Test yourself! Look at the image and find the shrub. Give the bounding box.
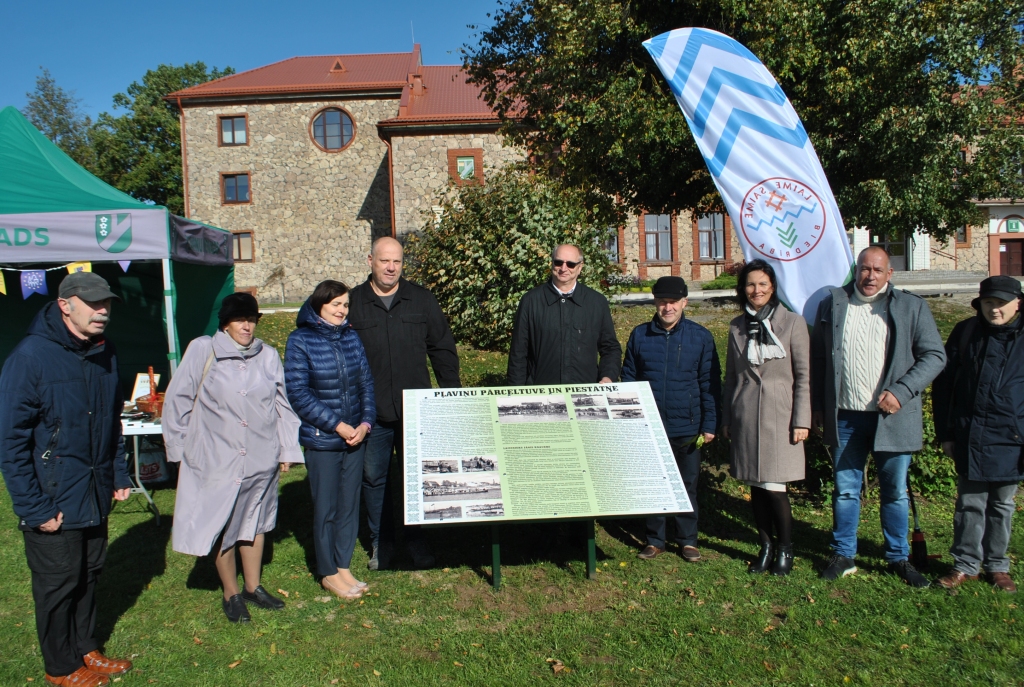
[404,166,618,351]
[701,273,738,291]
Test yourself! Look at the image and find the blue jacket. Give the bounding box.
[284,300,376,451]
[0,302,132,529]
[621,314,721,438]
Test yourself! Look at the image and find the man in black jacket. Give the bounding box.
[932,276,1024,593]
[0,272,134,687]
[507,244,621,385]
[350,237,461,569]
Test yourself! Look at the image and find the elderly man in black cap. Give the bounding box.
[0,272,133,686]
[621,276,721,561]
[932,275,1024,593]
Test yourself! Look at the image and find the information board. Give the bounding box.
[403,381,692,525]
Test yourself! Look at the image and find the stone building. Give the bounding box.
[170,46,1007,300]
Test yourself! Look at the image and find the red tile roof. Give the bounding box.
[378,66,498,127]
[167,51,417,99]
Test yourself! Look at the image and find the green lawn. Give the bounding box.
[2,298,1022,686]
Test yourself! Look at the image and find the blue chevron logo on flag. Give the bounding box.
[643,28,854,320]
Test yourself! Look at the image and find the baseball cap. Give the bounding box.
[978,275,1023,302]
[58,272,121,302]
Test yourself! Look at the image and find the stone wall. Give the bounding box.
[958,208,991,274]
[390,132,523,238]
[183,99,399,300]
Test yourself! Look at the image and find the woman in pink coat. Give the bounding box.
[163,293,302,623]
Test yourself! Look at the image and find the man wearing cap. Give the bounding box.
[507,244,621,386]
[811,246,946,587]
[932,275,1024,593]
[621,276,721,561]
[0,272,133,686]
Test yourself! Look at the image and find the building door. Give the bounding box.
[1000,240,1024,276]
[871,235,907,270]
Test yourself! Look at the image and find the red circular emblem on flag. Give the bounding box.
[740,178,827,262]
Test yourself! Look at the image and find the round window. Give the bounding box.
[311,108,354,151]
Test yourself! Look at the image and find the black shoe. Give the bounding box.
[222,594,251,623]
[242,585,285,610]
[748,542,775,573]
[771,545,794,576]
[889,559,931,588]
[820,554,857,580]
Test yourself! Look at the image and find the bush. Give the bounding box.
[404,166,618,351]
[701,273,738,291]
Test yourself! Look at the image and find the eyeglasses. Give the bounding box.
[552,259,582,268]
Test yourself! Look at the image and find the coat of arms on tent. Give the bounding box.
[96,213,133,254]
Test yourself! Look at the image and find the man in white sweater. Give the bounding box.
[811,247,946,587]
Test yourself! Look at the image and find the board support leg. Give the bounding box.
[586,518,597,580]
[491,524,501,590]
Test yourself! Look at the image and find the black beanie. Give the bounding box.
[218,292,261,328]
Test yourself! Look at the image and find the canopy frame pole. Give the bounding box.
[162,258,179,375]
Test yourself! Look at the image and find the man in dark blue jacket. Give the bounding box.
[0,272,134,687]
[621,276,720,561]
[932,275,1024,593]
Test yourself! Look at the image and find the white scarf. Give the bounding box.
[745,304,786,366]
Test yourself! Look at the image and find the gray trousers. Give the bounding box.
[950,476,1019,576]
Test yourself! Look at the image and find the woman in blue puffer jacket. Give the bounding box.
[285,280,375,599]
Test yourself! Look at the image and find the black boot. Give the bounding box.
[772,545,794,576]
[749,541,775,573]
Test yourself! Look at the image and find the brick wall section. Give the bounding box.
[390,132,523,238]
[183,99,398,300]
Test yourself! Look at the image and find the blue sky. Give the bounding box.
[1,0,501,119]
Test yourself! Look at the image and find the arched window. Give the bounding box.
[310,108,354,151]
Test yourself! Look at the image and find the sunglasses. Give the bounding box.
[552,259,583,268]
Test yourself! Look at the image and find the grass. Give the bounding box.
[2,298,1022,686]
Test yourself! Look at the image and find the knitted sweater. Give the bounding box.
[838,285,889,411]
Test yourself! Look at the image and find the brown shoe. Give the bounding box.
[937,570,978,589]
[988,572,1018,593]
[637,545,664,560]
[45,666,109,686]
[82,651,132,676]
[681,546,702,562]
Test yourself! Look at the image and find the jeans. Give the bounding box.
[950,476,1019,575]
[831,410,912,562]
[306,445,366,575]
[23,523,107,677]
[361,419,422,549]
[646,437,701,549]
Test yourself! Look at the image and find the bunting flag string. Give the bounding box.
[0,261,128,298]
[67,262,92,273]
[20,270,48,299]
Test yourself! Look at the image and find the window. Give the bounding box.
[219,116,247,146]
[603,227,619,263]
[311,108,354,151]
[222,173,250,204]
[232,232,253,262]
[698,213,725,260]
[955,225,968,245]
[456,156,476,180]
[644,214,672,261]
[447,148,484,185]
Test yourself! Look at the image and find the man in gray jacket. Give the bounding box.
[811,246,946,587]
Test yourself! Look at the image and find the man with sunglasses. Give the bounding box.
[507,244,621,386]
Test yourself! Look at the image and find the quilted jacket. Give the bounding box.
[284,300,376,451]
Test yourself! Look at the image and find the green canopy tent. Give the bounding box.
[0,105,234,390]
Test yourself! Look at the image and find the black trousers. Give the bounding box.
[646,437,701,549]
[22,523,108,677]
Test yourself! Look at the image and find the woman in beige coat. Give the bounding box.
[722,260,810,576]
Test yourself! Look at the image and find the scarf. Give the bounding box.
[744,301,786,366]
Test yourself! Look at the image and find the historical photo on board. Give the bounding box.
[465,503,505,518]
[571,393,605,407]
[461,456,496,472]
[422,477,504,502]
[610,407,645,420]
[422,459,459,474]
[424,504,463,521]
[496,395,569,423]
[574,406,610,420]
[607,392,641,406]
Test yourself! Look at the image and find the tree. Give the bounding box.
[91,62,233,215]
[465,0,1024,240]
[404,165,617,351]
[22,68,96,170]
